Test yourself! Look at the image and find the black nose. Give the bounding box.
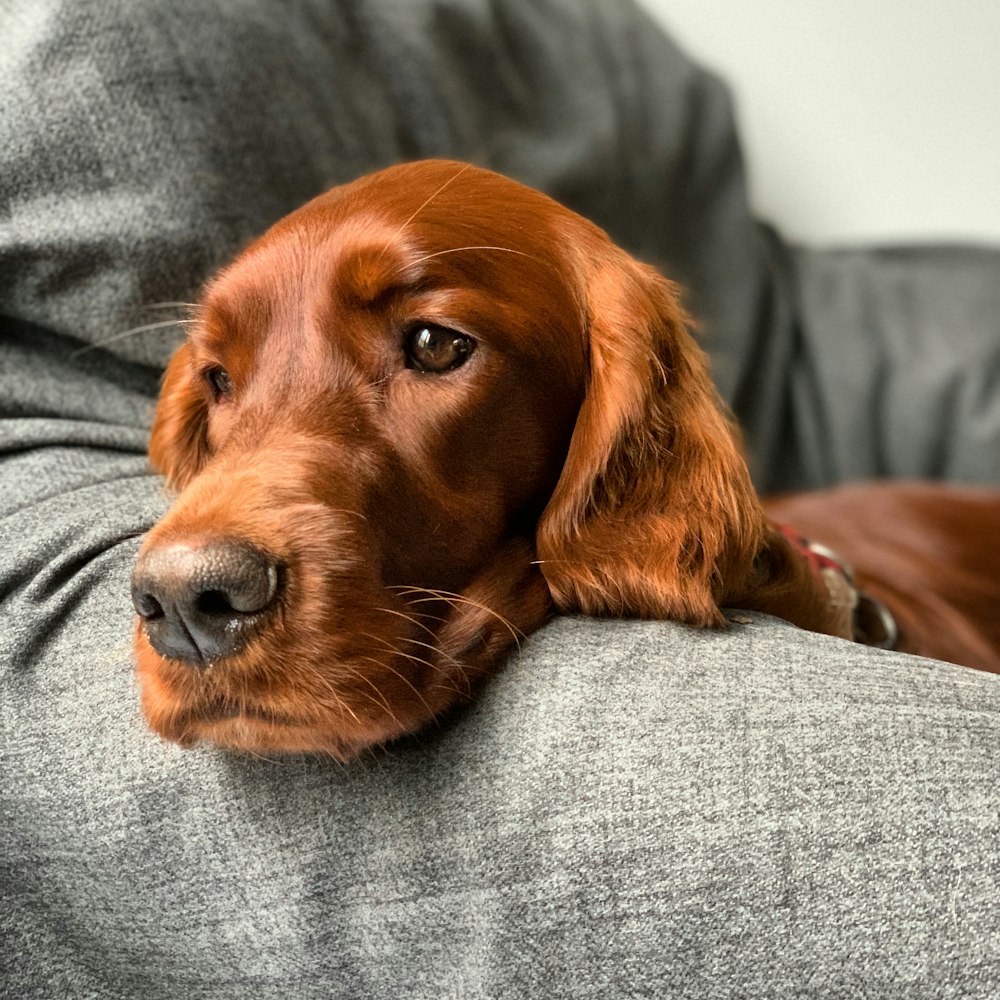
[131,539,281,665]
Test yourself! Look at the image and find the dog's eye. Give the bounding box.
[204,366,233,400]
[404,324,475,373]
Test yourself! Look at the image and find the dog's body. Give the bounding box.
[132,160,1000,758]
[764,483,1000,671]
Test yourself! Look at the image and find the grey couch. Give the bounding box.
[2,2,998,996]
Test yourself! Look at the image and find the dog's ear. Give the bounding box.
[536,245,765,626]
[148,342,210,489]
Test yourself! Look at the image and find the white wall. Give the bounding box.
[639,0,1000,245]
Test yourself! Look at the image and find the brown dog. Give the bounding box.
[132,160,999,759]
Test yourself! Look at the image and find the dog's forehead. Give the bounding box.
[206,212,410,308]
[265,160,588,281]
[195,162,592,374]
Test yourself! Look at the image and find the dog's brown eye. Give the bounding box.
[205,366,232,400]
[405,324,475,373]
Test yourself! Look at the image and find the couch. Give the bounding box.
[2,2,998,995]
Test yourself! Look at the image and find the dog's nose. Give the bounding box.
[131,539,281,665]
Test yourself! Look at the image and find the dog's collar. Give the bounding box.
[778,524,898,650]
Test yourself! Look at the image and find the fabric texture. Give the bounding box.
[777,245,1000,488]
[2,1,999,996]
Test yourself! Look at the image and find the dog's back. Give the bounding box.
[764,483,1000,672]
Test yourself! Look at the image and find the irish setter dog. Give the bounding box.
[132,159,1000,759]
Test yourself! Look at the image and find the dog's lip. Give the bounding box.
[179,698,304,728]
[222,705,300,726]
[174,707,364,759]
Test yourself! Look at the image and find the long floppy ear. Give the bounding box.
[536,246,765,626]
[148,342,210,489]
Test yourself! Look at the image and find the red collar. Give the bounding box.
[777,523,898,650]
[778,523,853,581]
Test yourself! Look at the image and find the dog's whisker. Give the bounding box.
[358,631,453,681]
[391,587,524,649]
[374,606,441,641]
[393,245,534,277]
[72,318,195,358]
[357,650,437,719]
[396,633,464,667]
[375,642,455,683]
[389,635,470,693]
[348,659,412,729]
[142,301,200,311]
[391,584,521,626]
[323,678,364,727]
[341,684,399,728]
[303,672,367,729]
[378,643,466,696]
[375,161,473,264]
[327,507,369,523]
[378,603,443,621]
[242,745,282,765]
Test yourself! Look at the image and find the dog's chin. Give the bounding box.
[137,675,441,761]
[133,629,470,761]
[171,714,381,761]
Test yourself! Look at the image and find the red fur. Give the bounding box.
[764,484,1000,672]
[135,160,999,760]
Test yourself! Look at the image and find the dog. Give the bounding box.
[131,159,1000,759]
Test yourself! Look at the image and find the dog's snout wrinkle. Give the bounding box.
[132,539,281,665]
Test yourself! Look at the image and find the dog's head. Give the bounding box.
[133,159,774,759]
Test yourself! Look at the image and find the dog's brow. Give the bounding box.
[335,244,426,308]
[193,274,282,347]
[187,305,245,359]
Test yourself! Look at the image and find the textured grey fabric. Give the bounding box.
[1,0,753,376]
[3,1,1000,996]
[772,245,1000,490]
